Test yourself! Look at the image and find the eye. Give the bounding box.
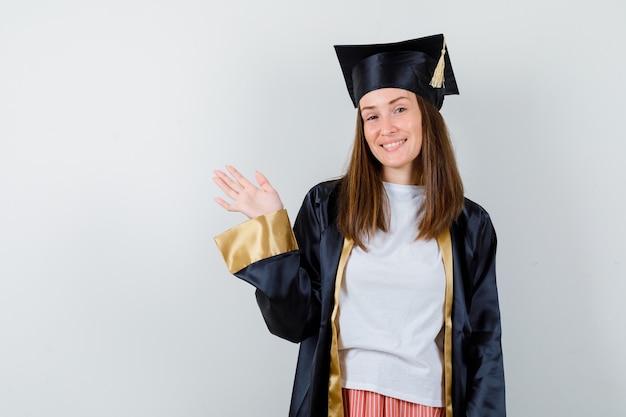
[394,107,407,114]
[364,114,378,121]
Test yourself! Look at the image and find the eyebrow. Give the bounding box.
[360,96,411,112]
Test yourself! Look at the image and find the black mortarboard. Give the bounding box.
[334,34,458,109]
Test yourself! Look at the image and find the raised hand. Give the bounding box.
[213,165,284,219]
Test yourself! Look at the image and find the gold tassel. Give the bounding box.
[429,35,446,88]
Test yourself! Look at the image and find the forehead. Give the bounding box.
[358,88,416,108]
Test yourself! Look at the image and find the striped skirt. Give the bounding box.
[342,389,444,417]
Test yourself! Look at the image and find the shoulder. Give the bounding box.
[461,197,492,222]
[300,178,343,210]
[454,197,497,240]
[305,178,342,202]
[295,178,342,229]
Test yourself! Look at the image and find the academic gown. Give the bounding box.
[215,179,505,417]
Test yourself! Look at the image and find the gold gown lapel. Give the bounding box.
[437,230,454,417]
[328,238,353,417]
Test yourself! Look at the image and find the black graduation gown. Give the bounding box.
[215,179,505,417]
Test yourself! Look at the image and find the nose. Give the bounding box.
[380,115,397,136]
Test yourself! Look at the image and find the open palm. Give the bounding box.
[213,165,284,219]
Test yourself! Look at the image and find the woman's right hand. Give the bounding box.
[213,165,284,219]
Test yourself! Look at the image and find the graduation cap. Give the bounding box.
[334,34,458,109]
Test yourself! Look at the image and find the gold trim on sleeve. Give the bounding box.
[437,230,454,417]
[328,238,353,417]
[214,209,298,274]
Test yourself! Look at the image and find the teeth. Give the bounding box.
[382,139,405,149]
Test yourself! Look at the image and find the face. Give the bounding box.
[359,88,423,185]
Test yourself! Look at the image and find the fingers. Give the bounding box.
[226,165,254,189]
[212,174,240,201]
[213,165,259,215]
[214,197,234,211]
[214,168,244,194]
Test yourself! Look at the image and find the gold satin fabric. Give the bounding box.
[214,209,298,274]
[327,239,353,417]
[328,233,454,417]
[437,230,454,417]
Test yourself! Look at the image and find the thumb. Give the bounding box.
[255,171,274,192]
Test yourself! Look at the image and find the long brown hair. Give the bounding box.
[338,94,464,249]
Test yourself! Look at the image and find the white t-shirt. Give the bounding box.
[338,182,445,407]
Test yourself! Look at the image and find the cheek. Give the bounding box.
[413,122,423,139]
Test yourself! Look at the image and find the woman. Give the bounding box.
[213,34,505,417]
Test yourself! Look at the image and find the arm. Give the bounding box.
[213,167,322,342]
[466,212,506,416]
[250,190,323,342]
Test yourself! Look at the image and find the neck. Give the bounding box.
[382,167,421,185]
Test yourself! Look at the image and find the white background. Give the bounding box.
[1,0,625,416]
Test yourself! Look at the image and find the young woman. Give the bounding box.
[213,34,505,417]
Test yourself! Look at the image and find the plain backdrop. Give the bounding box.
[1,0,625,416]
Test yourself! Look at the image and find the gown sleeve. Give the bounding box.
[214,189,323,343]
[466,210,506,416]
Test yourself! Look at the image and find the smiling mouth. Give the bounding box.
[382,139,407,149]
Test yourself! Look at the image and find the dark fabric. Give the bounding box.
[233,180,505,417]
[352,52,445,109]
[334,34,459,109]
